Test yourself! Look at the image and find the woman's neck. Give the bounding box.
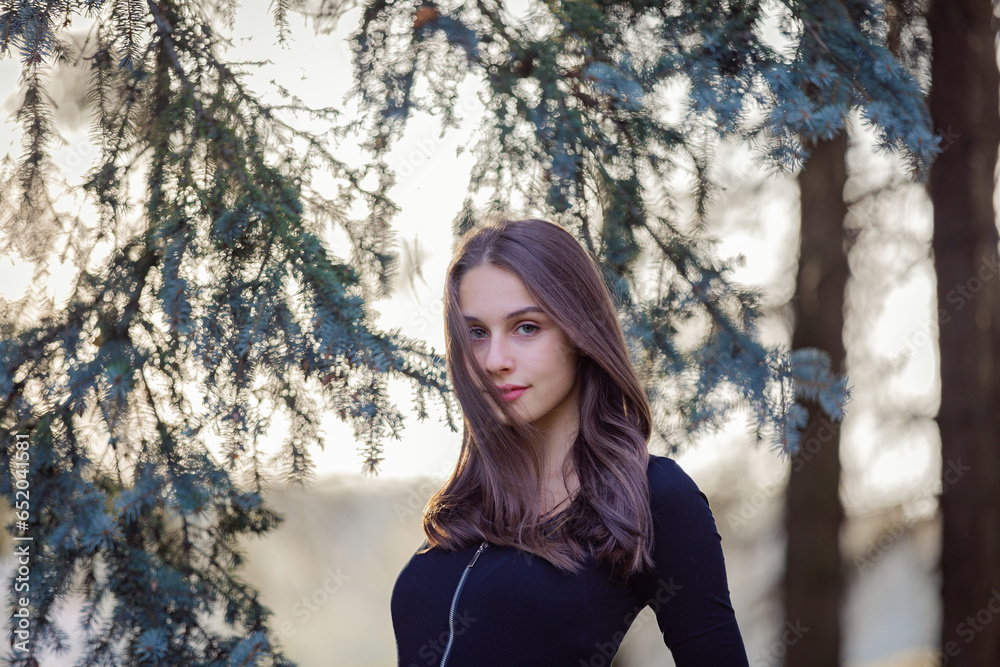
[530,370,583,515]
[539,464,580,517]
[535,419,581,516]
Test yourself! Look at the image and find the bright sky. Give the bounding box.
[0,4,942,515]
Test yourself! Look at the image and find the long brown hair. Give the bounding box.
[422,218,655,577]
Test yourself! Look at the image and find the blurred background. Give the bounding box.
[0,1,996,665]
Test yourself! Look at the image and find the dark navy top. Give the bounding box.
[390,455,749,666]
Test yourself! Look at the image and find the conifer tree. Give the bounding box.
[784,133,848,667]
[350,0,935,449]
[0,2,455,663]
[0,0,934,663]
[927,1,1000,663]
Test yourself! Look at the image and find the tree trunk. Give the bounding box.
[928,1,1000,664]
[783,134,848,667]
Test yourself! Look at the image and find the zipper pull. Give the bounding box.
[468,541,488,568]
[440,540,490,667]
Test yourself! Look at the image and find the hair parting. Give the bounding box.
[421,218,656,578]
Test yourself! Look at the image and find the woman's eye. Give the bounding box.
[468,324,537,339]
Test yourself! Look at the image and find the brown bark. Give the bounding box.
[928,1,1000,664]
[783,134,848,667]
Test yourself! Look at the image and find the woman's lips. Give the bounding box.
[499,387,527,401]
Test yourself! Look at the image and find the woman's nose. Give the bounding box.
[484,335,512,373]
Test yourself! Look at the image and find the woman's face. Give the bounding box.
[457,263,581,430]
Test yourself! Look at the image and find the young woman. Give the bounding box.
[390,218,749,666]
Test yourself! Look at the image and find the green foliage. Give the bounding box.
[0,1,455,663]
[0,0,932,663]
[351,0,914,451]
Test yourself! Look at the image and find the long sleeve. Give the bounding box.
[631,455,749,666]
[391,455,749,666]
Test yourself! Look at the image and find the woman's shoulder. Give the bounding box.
[644,453,711,517]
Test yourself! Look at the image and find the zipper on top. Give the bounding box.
[439,540,488,667]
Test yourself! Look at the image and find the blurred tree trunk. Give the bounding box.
[928,1,1000,664]
[783,134,848,667]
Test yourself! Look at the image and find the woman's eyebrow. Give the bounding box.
[463,306,545,323]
